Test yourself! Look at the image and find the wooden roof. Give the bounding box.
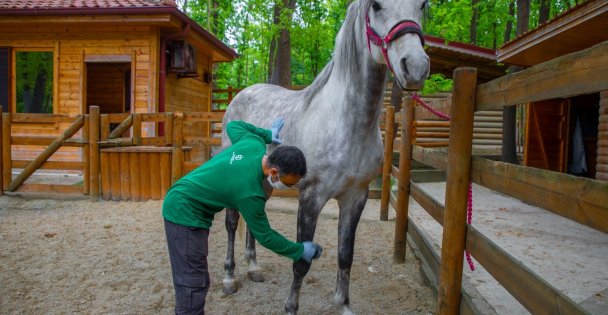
[424,35,507,83]
[497,0,608,67]
[0,0,238,62]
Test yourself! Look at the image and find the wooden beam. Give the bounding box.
[439,67,477,315]
[108,114,133,139]
[471,157,608,233]
[89,106,100,201]
[380,106,395,221]
[477,41,608,111]
[412,145,448,171]
[2,113,11,189]
[393,95,415,263]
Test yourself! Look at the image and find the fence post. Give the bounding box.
[2,112,11,189]
[380,106,395,221]
[171,112,184,185]
[90,106,100,201]
[0,107,3,196]
[83,115,90,195]
[393,95,415,263]
[438,67,477,315]
[165,112,174,146]
[132,113,142,145]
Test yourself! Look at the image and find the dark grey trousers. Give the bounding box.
[164,219,210,315]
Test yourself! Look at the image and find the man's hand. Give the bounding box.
[270,117,284,144]
[302,241,323,263]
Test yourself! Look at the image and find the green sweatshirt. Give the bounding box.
[162,120,303,261]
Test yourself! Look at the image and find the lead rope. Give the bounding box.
[411,93,475,271]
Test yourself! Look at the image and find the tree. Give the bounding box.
[268,0,297,87]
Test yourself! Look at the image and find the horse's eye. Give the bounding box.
[371,1,381,11]
[421,0,429,10]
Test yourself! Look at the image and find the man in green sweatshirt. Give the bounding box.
[162,118,322,315]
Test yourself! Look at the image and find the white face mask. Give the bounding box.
[267,175,292,190]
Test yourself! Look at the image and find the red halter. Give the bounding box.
[365,13,425,76]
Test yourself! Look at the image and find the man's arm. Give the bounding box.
[234,196,304,261]
[226,120,272,145]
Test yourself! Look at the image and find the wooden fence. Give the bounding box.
[0,106,224,200]
[381,41,608,314]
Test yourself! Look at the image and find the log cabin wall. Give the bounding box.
[165,55,213,161]
[0,23,159,164]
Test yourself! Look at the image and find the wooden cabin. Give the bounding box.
[0,0,237,164]
[496,0,608,180]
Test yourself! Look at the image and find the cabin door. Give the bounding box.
[523,99,570,172]
[85,62,132,114]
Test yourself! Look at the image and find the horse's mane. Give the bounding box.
[301,0,371,107]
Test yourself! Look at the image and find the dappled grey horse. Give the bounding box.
[220,0,429,314]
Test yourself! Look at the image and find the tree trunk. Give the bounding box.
[539,0,551,23]
[268,0,296,88]
[502,0,530,164]
[504,0,515,43]
[469,0,479,45]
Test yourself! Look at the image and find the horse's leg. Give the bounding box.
[285,191,327,315]
[223,207,239,295]
[334,189,368,315]
[245,227,265,282]
[244,179,273,283]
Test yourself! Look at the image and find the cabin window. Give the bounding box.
[15,51,54,113]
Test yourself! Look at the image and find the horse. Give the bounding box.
[220,0,429,314]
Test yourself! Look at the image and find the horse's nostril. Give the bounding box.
[400,58,410,77]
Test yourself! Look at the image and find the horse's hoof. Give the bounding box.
[341,305,354,315]
[247,270,265,282]
[222,280,238,295]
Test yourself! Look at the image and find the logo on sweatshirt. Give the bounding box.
[230,151,243,165]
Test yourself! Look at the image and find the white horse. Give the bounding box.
[221,0,429,314]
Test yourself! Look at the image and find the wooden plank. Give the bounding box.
[2,113,12,189]
[415,121,450,128]
[109,114,133,139]
[380,106,395,221]
[120,152,131,201]
[477,41,608,111]
[7,116,85,192]
[140,113,167,122]
[100,115,110,141]
[165,112,174,146]
[394,95,415,263]
[110,152,121,201]
[10,113,77,124]
[412,146,448,171]
[183,112,224,122]
[466,226,588,315]
[471,157,608,233]
[11,136,86,147]
[132,113,142,146]
[100,152,111,200]
[129,152,141,202]
[171,113,184,185]
[83,116,90,195]
[12,160,83,170]
[149,153,161,200]
[183,137,222,146]
[139,152,151,200]
[410,181,444,225]
[438,68,477,315]
[15,183,83,195]
[90,106,100,201]
[160,152,171,198]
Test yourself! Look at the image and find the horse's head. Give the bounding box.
[363,0,430,90]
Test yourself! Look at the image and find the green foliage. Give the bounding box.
[420,73,453,95]
[181,0,580,91]
[16,51,53,113]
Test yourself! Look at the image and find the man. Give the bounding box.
[162,118,323,315]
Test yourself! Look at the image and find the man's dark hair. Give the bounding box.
[268,146,307,177]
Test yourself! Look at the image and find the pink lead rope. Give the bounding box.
[411,93,475,272]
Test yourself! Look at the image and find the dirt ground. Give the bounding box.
[0,194,437,315]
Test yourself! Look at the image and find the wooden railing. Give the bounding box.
[381,41,608,315]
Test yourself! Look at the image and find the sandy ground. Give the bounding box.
[0,194,437,315]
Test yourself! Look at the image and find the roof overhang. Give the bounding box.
[424,35,507,83]
[0,6,238,62]
[497,0,608,67]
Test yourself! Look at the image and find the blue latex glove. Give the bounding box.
[302,241,323,263]
[270,117,285,144]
